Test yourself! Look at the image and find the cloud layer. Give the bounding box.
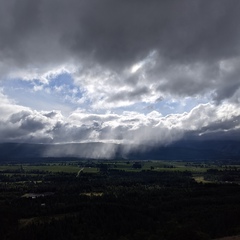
[1,90,240,146]
[1,0,240,105]
[1,0,240,155]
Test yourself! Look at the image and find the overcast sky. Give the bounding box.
[1,0,240,150]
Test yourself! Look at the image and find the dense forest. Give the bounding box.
[1,160,240,239]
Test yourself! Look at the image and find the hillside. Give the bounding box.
[0,140,240,162]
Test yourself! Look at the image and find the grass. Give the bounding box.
[0,160,232,176]
[0,165,20,171]
[213,235,240,240]
[112,160,214,173]
[80,192,103,197]
[23,165,80,173]
[82,167,99,173]
[19,213,78,229]
[0,164,80,173]
[193,176,214,183]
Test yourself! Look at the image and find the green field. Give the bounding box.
[23,165,80,173]
[0,160,224,175]
[107,160,220,173]
[0,163,80,173]
[1,160,239,185]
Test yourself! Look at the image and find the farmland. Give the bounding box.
[1,159,240,239]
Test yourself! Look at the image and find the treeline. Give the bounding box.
[205,168,240,182]
[1,170,240,239]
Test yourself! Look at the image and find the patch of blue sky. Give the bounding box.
[48,73,74,87]
[1,73,87,115]
[46,73,83,99]
[1,72,210,117]
[155,96,210,116]
[2,78,35,89]
[109,96,210,116]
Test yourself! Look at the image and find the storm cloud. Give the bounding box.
[0,0,240,155]
[1,0,240,103]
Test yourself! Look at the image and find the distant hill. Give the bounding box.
[0,140,240,162]
[0,142,118,161]
[127,140,240,161]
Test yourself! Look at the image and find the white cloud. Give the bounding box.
[2,94,240,145]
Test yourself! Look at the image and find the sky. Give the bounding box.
[1,0,240,151]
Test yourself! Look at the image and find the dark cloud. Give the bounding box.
[20,116,46,132]
[9,111,46,131]
[51,122,94,143]
[1,0,240,103]
[212,62,240,102]
[67,0,240,66]
[9,111,31,124]
[108,86,149,102]
[43,111,59,119]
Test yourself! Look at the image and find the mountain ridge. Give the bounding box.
[0,140,240,161]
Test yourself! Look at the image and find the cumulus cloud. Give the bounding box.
[1,92,240,146]
[0,89,29,120]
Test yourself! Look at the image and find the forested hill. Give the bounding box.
[0,140,240,161]
[127,140,240,161]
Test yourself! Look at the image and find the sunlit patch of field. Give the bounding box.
[213,235,240,240]
[80,192,103,197]
[193,176,214,183]
[19,213,78,229]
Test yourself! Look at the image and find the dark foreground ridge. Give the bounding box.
[0,140,240,161]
